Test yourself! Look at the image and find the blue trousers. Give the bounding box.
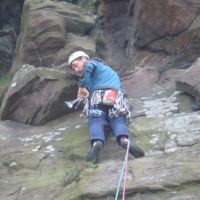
[88,104,129,145]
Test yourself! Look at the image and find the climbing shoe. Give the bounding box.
[86,140,103,164]
[120,139,145,158]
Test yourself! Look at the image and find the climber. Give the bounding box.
[68,51,145,164]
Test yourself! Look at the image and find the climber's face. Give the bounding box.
[71,57,86,73]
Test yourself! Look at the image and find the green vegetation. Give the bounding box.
[96,35,106,50]
[96,33,106,58]
[0,73,12,87]
[0,72,12,106]
[78,0,94,13]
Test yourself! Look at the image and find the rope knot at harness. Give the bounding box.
[115,140,130,200]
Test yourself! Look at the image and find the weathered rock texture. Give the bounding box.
[0,0,24,34]
[0,0,96,123]
[0,0,24,75]
[0,64,78,125]
[176,58,200,108]
[0,0,200,199]
[11,0,95,74]
[101,0,200,70]
[0,28,17,76]
[0,93,200,199]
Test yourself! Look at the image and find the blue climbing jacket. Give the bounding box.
[78,58,122,92]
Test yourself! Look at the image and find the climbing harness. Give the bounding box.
[88,90,131,120]
[65,90,131,122]
[88,109,104,117]
[115,140,130,200]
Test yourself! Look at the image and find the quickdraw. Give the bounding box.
[109,91,131,120]
[83,90,131,121]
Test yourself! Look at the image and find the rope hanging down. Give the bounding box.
[115,140,130,200]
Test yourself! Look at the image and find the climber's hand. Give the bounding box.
[77,87,89,100]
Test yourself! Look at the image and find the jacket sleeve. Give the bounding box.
[78,62,95,88]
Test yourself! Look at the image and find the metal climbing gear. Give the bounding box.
[89,90,131,120]
[65,96,86,110]
[90,90,103,106]
[66,90,131,121]
[109,91,131,120]
[89,109,104,117]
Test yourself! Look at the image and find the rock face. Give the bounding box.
[0,64,78,125]
[0,0,96,124]
[176,58,200,107]
[101,0,200,70]
[0,91,200,200]
[11,0,95,74]
[0,0,24,75]
[0,0,24,34]
[1,0,200,199]
[0,28,17,76]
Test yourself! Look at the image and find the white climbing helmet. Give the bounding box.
[68,51,89,67]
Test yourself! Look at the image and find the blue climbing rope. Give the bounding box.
[115,140,130,200]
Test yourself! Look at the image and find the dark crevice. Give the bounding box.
[0,0,25,76]
[0,0,25,34]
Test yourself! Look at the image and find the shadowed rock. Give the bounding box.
[11,0,95,74]
[101,0,200,70]
[0,64,78,125]
[0,0,24,34]
[175,58,200,110]
[0,28,17,76]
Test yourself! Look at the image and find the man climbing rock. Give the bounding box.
[68,51,145,164]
